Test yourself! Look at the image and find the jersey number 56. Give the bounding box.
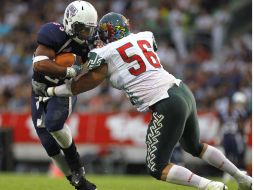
[117,40,161,76]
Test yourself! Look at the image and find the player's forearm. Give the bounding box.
[47,74,105,97]
[47,81,100,97]
[49,83,73,97]
[47,65,107,97]
[33,45,68,77]
[71,72,104,95]
[33,60,67,77]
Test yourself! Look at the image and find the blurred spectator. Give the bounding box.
[168,2,188,59]
[244,117,252,176]
[194,8,214,48]
[219,91,250,180]
[156,41,177,71]
[212,4,231,59]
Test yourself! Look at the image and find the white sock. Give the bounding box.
[166,165,211,189]
[201,145,239,177]
[51,151,71,176]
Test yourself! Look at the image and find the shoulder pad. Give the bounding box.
[137,31,157,51]
[37,22,69,51]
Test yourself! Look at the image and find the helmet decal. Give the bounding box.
[99,12,130,43]
[66,4,78,19]
[114,25,128,40]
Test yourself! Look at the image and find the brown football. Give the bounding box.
[55,53,75,67]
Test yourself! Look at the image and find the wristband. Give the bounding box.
[47,87,55,96]
[48,83,73,97]
[65,67,76,78]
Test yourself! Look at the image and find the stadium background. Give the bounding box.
[0,0,251,182]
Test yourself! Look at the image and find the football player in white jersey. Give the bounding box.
[33,12,252,190]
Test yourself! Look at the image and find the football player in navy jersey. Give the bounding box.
[31,1,98,190]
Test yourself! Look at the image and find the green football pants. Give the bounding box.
[146,82,204,179]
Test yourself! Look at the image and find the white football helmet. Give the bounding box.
[63,0,98,44]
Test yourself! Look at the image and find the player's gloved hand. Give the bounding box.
[32,80,50,97]
[65,55,83,78]
[65,64,83,78]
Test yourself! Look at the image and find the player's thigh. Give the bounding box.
[179,84,203,156]
[31,93,60,156]
[146,90,189,173]
[31,93,46,128]
[45,96,77,132]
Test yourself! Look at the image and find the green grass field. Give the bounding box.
[0,173,238,190]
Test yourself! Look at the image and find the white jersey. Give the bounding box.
[87,31,181,112]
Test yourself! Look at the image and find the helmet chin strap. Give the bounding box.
[72,36,86,44]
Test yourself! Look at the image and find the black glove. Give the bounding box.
[32,80,49,97]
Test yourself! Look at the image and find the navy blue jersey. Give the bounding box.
[32,22,93,88]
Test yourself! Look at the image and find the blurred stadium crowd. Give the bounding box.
[0,0,251,174]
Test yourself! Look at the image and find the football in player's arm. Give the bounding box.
[34,12,252,190]
[31,1,98,190]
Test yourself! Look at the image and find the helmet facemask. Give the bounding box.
[71,22,95,42]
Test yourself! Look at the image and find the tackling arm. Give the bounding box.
[47,63,108,96]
